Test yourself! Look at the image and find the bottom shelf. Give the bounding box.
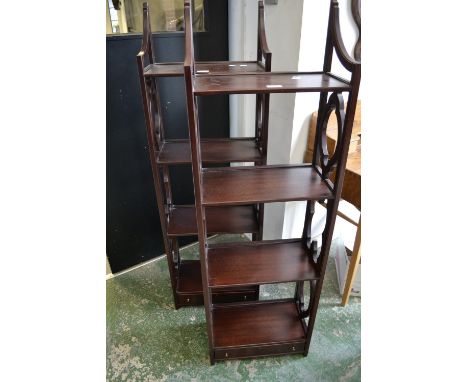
[175,260,259,307]
[212,299,307,361]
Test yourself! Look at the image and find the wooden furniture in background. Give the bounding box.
[136,1,271,308]
[351,0,361,61]
[183,0,361,363]
[327,102,361,306]
[305,100,361,306]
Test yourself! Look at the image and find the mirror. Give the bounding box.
[106,0,205,34]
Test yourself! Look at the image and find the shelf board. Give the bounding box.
[176,260,258,300]
[167,205,259,237]
[158,138,262,165]
[177,260,204,294]
[143,62,184,77]
[144,61,265,77]
[208,239,319,288]
[193,72,351,95]
[202,165,333,206]
[212,299,306,350]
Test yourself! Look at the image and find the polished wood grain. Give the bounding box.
[193,72,351,95]
[208,239,320,288]
[176,260,258,306]
[166,205,259,236]
[176,260,206,294]
[202,165,334,206]
[158,138,262,164]
[212,300,306,348]
[144,61,266,77]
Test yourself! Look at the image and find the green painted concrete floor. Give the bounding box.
[107,235,361,381]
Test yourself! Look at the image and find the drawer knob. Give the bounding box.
[225,352,229,358]
[243,295,247,300]
[186,298,190,302]
[292,346,296,351]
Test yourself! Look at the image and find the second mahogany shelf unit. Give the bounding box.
[182,0,361,363]
[144,61,266,77]
[137,1,272,308]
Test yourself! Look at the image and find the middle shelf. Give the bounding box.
[208,239,320,288]
[202,164,334,206]
[167,205,259,236]
[158,138,262,164]
[176,260,259,306]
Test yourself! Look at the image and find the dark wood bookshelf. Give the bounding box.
[181,0,361,364]
[136,1,271,309]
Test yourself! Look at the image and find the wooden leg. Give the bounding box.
[341,216,361,306]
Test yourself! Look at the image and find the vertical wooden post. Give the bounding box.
[341,216,361,305]
[304,0,361,355]
[183,0,215,364]
[136,3,179,308]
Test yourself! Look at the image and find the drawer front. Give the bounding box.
[214,341,305,361]
[212,288,259,303]
[177,287,259,307]
[177,293,204,307]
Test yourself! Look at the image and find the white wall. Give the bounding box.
[228,0,257,139]
[229,0,304,239]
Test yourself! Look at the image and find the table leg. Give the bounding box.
[341,216,361,306]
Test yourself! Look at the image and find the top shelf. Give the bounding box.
[193,72,351,95]
[144,61,266,78]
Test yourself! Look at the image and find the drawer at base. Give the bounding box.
[214,341,305,361]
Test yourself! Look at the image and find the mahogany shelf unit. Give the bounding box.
[137,1,272,308]
[182,0,361,364]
